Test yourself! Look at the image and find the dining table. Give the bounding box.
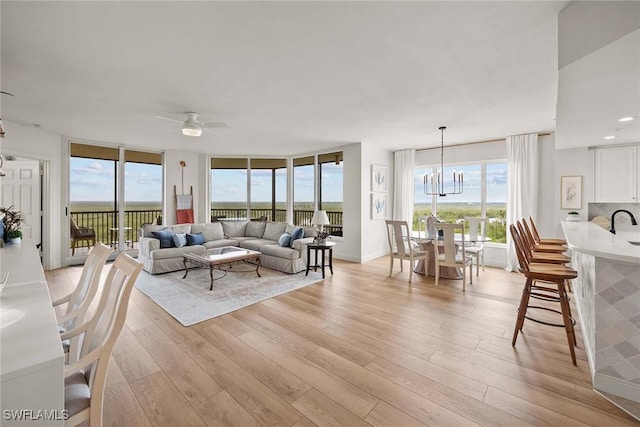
[1,243,64,426]
[413,234,491,278]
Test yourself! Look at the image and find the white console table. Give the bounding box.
[0,243,64,426]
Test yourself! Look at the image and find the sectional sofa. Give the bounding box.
[137,220,316,275]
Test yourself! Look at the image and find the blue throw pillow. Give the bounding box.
[186,232,205,246]
[151,230,175,248]
[289,227,304,247]
[278,233,291,247]
[173,233,187,248]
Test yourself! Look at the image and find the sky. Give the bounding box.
[69,157,163,202]
[70,157,344,203]
[212,163,344,203]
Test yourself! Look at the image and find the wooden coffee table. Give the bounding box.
[183,247,261,290]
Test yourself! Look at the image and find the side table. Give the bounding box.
[305,241,336,279]
[110,226,133,249]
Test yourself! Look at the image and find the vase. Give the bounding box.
[8,237,21,245]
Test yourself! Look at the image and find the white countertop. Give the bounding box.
[1,243,63,380]
[0,241,46,285]
[1,281,64,381]
[561,221,640,264]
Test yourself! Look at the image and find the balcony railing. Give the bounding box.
[70,208,343,253]
[70,209,161,250]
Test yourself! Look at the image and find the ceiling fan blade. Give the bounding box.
[202,122,228,129]
[155,116,185,124]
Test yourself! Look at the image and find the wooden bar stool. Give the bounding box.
[513,223,575,320]
[529,216,567,246]
[519,220,566,253]
[510,225,578,365]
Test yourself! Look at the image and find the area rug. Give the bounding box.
[134,267,323,326]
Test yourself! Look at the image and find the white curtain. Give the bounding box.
[505,133,538,272]
[392,149,415,225]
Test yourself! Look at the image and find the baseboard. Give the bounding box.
[594,373,640,403]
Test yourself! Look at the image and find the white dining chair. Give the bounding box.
[62,253,143,427]
[464,217,487,276]
[53,243,113,359]
[385,220,429,283]
[433,222,473,291]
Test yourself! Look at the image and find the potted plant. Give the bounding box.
[566,211,581,222]
[0,206,26,244]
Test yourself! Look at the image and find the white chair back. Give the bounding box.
[64,253,143,427]
[466,217,487,244]
[386,220,413,257]
[60,243,112,332]
[436,222,465,264]
[426,216,438,239]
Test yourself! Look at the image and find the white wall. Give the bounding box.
[1,120,64,269]
[335,143,363,262]
[415,140,506,166]
[553,147,594,238]
[360,144,394,263]
[536,133,558,238]
[163,150,203,225]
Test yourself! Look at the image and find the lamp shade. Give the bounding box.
[311,210,330,225]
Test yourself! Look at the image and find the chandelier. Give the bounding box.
[423,126,463,197]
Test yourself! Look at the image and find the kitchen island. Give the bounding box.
[562,221,640,420]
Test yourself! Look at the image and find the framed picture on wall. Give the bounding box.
[371,165,388,192]
[561,175,582,210]
[371,193,387,219]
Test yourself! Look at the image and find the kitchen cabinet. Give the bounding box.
[594,145,637,202]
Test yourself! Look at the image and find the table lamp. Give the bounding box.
[311,210,330,242]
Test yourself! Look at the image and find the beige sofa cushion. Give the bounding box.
[141,224,165,237]
[263,222,287,241]
[166,224,192,234]
[239,239,277,251]
[203,239,240,249]
[260,244,301,260]
[150,245,204,260]
[191,223,224,241]
[222,220,248,237]
[245,221,267,238]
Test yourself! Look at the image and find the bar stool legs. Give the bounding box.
[512,276,577,365]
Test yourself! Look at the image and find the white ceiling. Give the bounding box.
[1,1,567,156]
[556,29,640,149]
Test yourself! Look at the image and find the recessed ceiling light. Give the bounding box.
[604,136,616,140]
[618,117,635,122]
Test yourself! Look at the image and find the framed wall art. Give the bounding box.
[371,165,388,193]
[371,192,387,219]
[560,175,582,210]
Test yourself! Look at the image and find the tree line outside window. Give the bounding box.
[414,162,507,243]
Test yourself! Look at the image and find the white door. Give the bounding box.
[1,160,41,243]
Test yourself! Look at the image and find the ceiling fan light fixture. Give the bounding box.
[182,126,202,137]
[182,112,203,136]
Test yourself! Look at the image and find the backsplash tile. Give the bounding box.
[589,203,640,229]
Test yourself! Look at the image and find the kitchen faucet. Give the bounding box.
[609,209,638,234]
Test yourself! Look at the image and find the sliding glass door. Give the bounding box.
[69,143,163,256]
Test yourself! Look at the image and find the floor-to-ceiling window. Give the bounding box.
[485,162,508,243]
[249,158,287,221]
[211,158,249,220]
[293,156,315,226]
[69,143,163,255]
[318,151,344,236]
[123,149,163,243]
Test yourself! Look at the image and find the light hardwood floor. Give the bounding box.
[46,257,639,426]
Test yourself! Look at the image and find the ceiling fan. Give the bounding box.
[156,112,227,137]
